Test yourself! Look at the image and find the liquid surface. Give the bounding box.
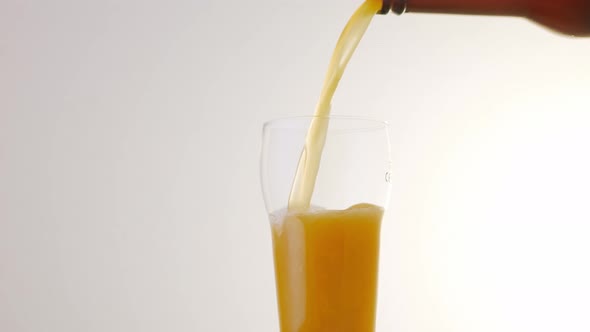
[271,203,384,332]
[287,0,382,211]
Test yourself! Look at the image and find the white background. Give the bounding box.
[2,0,590,331]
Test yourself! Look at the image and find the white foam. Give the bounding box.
[268,205,326,225]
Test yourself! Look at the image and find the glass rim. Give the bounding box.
[263,115,389,131]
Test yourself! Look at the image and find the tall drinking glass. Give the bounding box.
[261,116,392,332]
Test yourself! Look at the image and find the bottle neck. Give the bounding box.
[387,0,527,17]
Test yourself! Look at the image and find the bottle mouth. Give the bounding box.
[377,0,407,15]
[393,0,407,14]
[378,0,392,14]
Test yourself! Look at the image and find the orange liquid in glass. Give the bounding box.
[271,203,384,332]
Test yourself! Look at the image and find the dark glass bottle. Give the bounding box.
[378,0,590,36]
